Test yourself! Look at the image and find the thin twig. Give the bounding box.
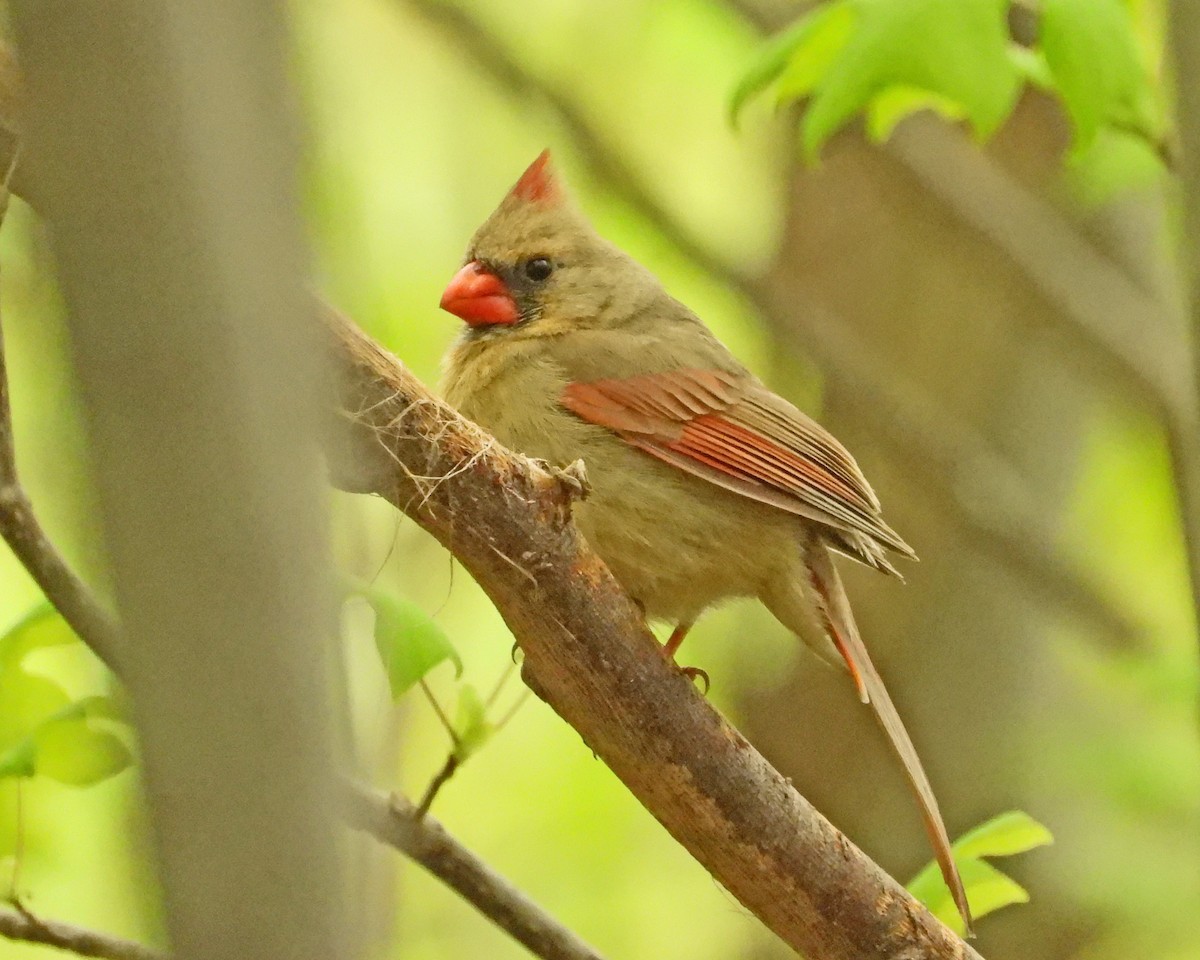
[414,754,460,819]
[0,906,165,960]
[492,688,532,732]
[343,784,606,960]
[0,150,121,675]
[419,678,458,744]
[416,662,530,818]
[6,781,23,902]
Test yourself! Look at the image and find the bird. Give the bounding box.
[438,150,971,934]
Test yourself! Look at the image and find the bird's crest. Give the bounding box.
[508,149,562,204]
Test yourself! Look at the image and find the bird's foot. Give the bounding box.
[550,458,590,501]
[678,664,710,693]
[660,621,708,691]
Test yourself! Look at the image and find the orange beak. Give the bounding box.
[439,261,519,327]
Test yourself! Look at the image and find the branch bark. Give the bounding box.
[0,907,165,960]
[0,326,122,673]
[342,785,605,960]
[2,286,982,958]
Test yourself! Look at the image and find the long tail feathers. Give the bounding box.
[808,545,974,937]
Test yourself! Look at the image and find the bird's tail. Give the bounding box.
[762,542,974,936]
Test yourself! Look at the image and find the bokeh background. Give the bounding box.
[0,1,1196,959]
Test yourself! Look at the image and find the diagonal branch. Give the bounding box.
[400,0,1139,648]
[342,785,604,960]
[0,906,165,960]
[322,303,982,959]
[0,126,122,672]
[0,251,121,676]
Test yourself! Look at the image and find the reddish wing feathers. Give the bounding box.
[560,369,914,562]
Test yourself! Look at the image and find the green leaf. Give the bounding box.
[0,603,77,666]
[1007,45,1055,92]
[0,605,131,787]
[33,698,132,787]
[0,664,73,754]
[772,2,858,107]
[0,736,37,779]
[1066,126,1167,206]
[952,810,1054,860]
[0,696,132,786]
[801,0,1020,158]
[350,586,462,700]
[866,86,967,142]
[451,684,494,762]
[1041,0,1159,151]
[924,860,1030,932]
[907,810,1053,934]
[729,3,856,124]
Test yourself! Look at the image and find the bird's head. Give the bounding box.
[440,151,648,338]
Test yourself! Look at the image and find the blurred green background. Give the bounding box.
[0,0,1197,958]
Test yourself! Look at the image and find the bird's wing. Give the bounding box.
[560,368,914,566]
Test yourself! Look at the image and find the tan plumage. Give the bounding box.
[440,151,972,934]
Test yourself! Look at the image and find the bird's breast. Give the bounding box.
[443,339,799,622]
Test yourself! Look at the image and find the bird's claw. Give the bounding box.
[680,664,710,693]
[551,458,590,501]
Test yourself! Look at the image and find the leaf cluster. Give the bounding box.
[731,0,1164,168]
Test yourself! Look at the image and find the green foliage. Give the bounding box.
[732,0,1020,158]
[1040,0,1160,152]
[729,2,858,125]
[0,604,132,787]
[732,0,1164,174]
[907,811,1053,934]
[450,683,495,762]
[349,584,463,699]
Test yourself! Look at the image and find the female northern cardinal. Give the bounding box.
[439,151,972,934]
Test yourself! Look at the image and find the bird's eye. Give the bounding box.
[523,257,554,282]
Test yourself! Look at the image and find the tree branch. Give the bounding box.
[886,119,1191,422]
[0,906,165,960]
[342,784,605,960]
[0,349,122,672]
[322,303,982,959]
[401,0,1139,648]
[0,139,121,675]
